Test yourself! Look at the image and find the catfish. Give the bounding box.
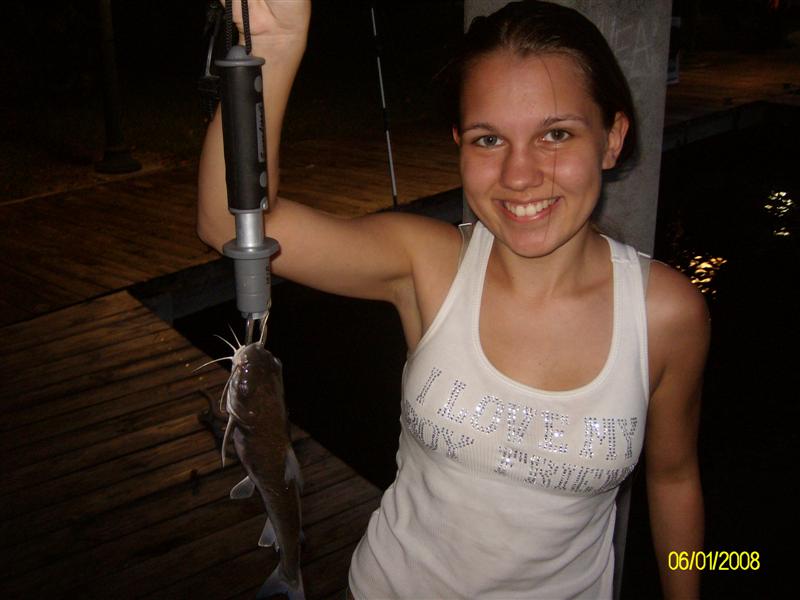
[222,342,304,600]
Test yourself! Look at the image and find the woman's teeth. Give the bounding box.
[503,197,557,217]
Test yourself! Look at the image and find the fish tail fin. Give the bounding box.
[256,565,305,600]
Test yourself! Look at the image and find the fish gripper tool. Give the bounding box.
[216,44,278,344]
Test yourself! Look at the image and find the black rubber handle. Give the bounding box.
[216,46,268,213]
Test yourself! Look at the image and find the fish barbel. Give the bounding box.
[222,341,305,600]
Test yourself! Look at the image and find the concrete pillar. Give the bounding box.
[463,0,672,255]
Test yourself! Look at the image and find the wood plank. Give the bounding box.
[2,401,209,490]
[0,259,84,313]
[2,318,179,391]
[45,190,208,262]
[133,496,379,600]
[0,449,223,548]
[3,437,353,585]
[0,256,117,315]
[0,295,34,324]
[0,369,229,450]
[3,386,221,471]
[0,342,205,415]
[2,428,214,512]
[20,201,194,277]
[63,473,379,599]
[0,290,142,342]
[1,303,158,362]
[0,214,155,289]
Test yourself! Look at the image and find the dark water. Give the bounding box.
[175,107,798,598]
[626,106,798,598]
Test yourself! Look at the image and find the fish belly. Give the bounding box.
[234,429,303,586]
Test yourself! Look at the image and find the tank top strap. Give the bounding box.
[457,222,475,267]
[601,235,651,400]
[603,235,635,264]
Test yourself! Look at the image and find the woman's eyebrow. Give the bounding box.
[462,115,589,133]
[541,114,588,126]
[461,121,496,132]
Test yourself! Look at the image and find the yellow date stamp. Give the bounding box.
[668,551,760,571]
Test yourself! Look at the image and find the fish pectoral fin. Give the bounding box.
[229,476,255,499]
[258,517,278,549]
[284,445,304,492]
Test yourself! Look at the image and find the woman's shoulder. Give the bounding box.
[646,260,709,329]
[383,211,462,265]
[645,260,710,388]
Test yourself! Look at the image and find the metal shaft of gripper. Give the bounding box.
[216,44,278,345]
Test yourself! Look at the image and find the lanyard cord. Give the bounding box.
[224,0,253,54]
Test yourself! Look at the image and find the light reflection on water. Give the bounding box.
[676,253,728,297]
[763,190,794,237]
[670,189,795,297]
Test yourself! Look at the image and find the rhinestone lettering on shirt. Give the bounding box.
[437,379,468,424]
[580,417,617,460]
[470,395,503,434]
[406,367,639,491]
[506,402,534,445]
[617,417,639,459]
[538,410,569,454]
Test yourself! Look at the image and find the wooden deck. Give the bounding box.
[0,290,381,599]
[0,125,460,329]
[664,47,800,127]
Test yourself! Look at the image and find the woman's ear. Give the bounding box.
[602,112,629,169]
[452,126,462,146]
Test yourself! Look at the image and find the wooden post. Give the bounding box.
[95,0,141,174]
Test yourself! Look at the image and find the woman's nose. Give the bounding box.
[500,147,546,191]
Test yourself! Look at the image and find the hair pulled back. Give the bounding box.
[442,0,639,170]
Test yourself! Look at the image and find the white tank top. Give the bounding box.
[350,222,650,599]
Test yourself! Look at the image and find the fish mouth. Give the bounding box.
[500,196,559,219]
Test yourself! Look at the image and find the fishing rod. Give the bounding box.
[213,0,278,345]
[370,4,399,210]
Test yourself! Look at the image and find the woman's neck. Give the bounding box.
[487,225,609,301]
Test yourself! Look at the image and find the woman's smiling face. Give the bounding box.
[455,50,628,259]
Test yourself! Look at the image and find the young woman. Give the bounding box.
[198,2,708,598]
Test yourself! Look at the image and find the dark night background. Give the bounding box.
[2,0,795,200]
[1,1,798,598]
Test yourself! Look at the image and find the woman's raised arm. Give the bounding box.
[196,0,458,310]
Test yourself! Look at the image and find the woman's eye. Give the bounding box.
[474,134,502,148]
[543,129,570,143]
